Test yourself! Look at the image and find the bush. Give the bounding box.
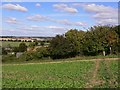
[2,55,16,63]
[18,52,34,61]
[13,47,19,53]
[18,47,50,61]
[19,42,27,52]
[35,47,49,59]
[1,48,7,55]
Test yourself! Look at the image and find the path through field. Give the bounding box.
[86,58,119,88]
[90,60,100,87]
[2,58,119,88]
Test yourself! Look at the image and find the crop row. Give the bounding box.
[2,61,95,88]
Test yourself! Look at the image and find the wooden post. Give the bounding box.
[103,50,105,56]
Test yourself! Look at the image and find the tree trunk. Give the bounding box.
[109,46,112,55]
[103,50,105,56]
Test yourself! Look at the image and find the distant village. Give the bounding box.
[0,36,53,58]
[0,36,53,42]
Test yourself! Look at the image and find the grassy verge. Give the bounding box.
[2,54,119,64]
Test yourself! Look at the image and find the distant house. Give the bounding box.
[4,47,12,51]
[16,52,23,58]
[8,52,15,55]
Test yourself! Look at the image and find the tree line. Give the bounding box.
[2,25,120,62]
[49,25,120,59]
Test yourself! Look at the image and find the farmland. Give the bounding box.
[2,59,119,88]
[1,41,50,48]
[1,41,31,47]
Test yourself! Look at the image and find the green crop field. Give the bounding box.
[2,59,119,88]
[1,41,31,47]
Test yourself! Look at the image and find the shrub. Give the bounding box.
[18,47,50,61]
[13,47,19,53]
[19,42,27,52]
[2,55,16,63]
[1,48,7,55]
[18,52,34,61]
[35,47,49,59]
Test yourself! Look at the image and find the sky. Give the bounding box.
[1,2,118,37]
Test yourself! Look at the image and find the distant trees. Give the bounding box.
[34,40,38,46]
[65,29,85,55]
[49,25,119,59]
[113,25,120,53]
[82,25,118,56]
[2,48,7,55]
[49,35,68,59]
[29,42,37,47]
[35,47,49,59]
[49,30,85,59]
[40,41,45,46]
[2,25,119,61]
[18,42,27,52]
[18,47,49,61]
[13,47,19,53]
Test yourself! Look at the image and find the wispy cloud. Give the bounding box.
[35,3,41,7]
[14,25,68,36]
[27,14,49,21]
[73,3,118,25]
[2,3,28,12]
[19,25,66,31]
[53,4,78,13]
[27,14,87,26]
[54,19,87,26]
[5,17,18,24]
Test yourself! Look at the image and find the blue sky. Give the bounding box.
[1,2,118,36]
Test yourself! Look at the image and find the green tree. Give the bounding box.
[112,25,120,54]
[29,42,36,47]
[49,34,80,59]
[82,25,118,56]
[2,48,7,55]
[82,30,99,56]
[34,40,38,46]
[40,41,44,46]
[65,29,85,55]
[19,42,27,52]
[35,47,49,59]
[13,47,19,53]
[49,35,67,59]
